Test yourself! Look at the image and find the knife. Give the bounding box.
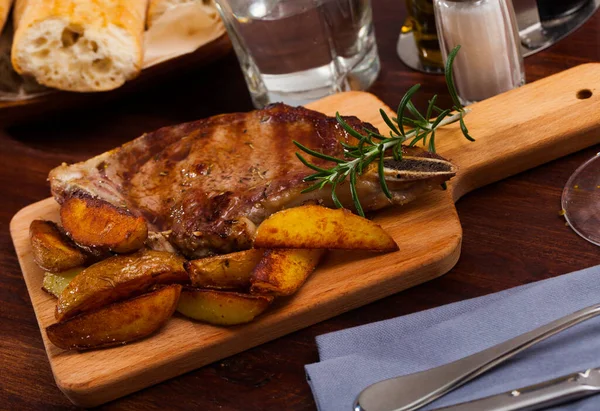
[432,368,600,411]
[354,304,600,411]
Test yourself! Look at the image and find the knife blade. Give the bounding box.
[432,368,600,411]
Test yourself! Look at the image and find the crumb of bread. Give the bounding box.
[12,18,140,92]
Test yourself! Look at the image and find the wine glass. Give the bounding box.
[561,152,600,246]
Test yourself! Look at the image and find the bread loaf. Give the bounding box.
[0,0,13,34]
[147,0,217,28]
[12,0,148,92]
[12,0,26,28]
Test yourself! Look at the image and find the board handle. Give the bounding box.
[433,63,600,202]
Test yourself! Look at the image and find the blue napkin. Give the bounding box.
[305,264,600,411]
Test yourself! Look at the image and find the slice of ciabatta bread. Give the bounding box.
[147,0,217,28]
[12,0,148,92]
[0,0,13,34]
[12,0,26,28]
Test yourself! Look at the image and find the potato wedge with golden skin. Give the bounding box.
[47,285,181,350]
[254,205,399,252]
[185,249,263,290]
[42,266,84,298]
[176,288,273,326]
[30,220,87,272]
[250,249,325,296]
[60,196,148,253]
[56,249,189,322]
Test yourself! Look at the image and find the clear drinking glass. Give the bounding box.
[398,0,444,74]
[214,0,381,108]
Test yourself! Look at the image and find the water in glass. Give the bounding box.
[216,0,380,107]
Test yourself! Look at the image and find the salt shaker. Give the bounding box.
[433,0,525,105]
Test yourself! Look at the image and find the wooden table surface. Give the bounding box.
[2,2,599,410]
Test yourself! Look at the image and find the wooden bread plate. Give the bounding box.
[0,33,232,126]
[10,63,600,407]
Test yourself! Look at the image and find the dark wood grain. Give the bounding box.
[2,2,599,410]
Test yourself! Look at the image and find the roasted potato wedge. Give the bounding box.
[29,220,87,272]
[56,249,189,321]
[42,266,84,298]
[47,285,181,350]
[177,288,273,325]
[254,205,399,252]
[250,249,324,296]
[184,249,263,290]
[60,196,148,253]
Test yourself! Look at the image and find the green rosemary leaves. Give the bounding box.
[294,45,473,217]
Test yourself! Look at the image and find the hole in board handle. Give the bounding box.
[576,89,593,99]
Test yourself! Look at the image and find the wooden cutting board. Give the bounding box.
[10,63,600,407]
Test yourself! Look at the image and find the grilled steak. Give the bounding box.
[49,104,456,258]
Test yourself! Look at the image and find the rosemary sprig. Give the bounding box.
[294,45,473,217]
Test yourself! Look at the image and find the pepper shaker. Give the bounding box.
[433,0,525,105]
